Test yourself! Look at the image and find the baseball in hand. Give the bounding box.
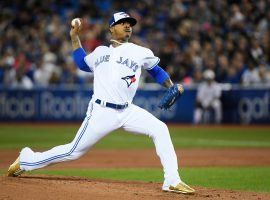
[71,18,81,27]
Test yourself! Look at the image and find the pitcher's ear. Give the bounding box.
[109,27,113,34]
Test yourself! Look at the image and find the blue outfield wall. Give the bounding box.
[0,87,269,124]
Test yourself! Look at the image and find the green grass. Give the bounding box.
[1,124,270,193]
[0,125,77,149]
[0,124,270,149]
[1,167,270,192]
[170,126,270,148]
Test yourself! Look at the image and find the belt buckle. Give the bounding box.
[100,100,106,107]
[124,102,128,108]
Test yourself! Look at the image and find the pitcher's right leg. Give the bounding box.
[8,115,92,176]
[19,115,92,171]
[8,102,120,176]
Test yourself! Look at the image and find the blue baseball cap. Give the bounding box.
[109,12,137,27]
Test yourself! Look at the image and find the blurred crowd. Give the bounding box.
[0,0,270,89]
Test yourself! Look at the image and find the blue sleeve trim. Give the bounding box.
[72,48,92,72]
[147,65,170,85]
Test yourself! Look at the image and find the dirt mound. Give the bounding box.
[1,175,269,200]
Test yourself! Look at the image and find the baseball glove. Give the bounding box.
[158,84,184,110]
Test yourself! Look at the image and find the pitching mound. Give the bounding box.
[1,175,269,200]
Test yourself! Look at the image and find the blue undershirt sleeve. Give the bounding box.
[147,65,170,85]
[72,48,92,72]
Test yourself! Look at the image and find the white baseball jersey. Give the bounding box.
[84,42,160,104]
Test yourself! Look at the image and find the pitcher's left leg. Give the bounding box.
[122,104,194,193]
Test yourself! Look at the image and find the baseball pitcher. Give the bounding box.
[8,12,195,194]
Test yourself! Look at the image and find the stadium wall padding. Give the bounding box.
[0,88,269,124]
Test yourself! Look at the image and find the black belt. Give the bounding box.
[95,99,128,110]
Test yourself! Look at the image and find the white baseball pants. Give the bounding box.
[19,100,181,189]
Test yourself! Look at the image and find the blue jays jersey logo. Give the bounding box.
[121,75,136,88]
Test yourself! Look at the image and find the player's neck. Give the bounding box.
[110,39,128,47]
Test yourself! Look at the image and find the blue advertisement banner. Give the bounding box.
[0,88,269,124]
[222,88,270,124]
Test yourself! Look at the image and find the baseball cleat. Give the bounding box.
[163,181,195,194]
[7,156,24,177]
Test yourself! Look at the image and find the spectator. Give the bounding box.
[0,0,269,87]
[216,54,229,83]
[33,60,50,87]
[10,67,33,90]
[242,60,262,86]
